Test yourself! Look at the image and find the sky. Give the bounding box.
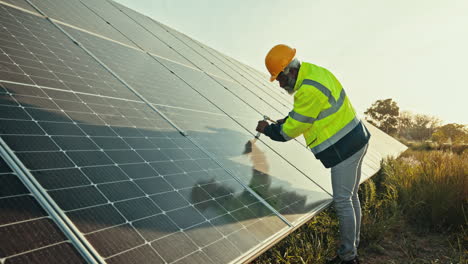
[114,0,467,125]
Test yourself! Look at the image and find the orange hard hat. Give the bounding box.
[265,44,296,82]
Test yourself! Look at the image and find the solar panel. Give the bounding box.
[0,1,407,263]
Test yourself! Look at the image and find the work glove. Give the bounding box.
[256,120,269,133]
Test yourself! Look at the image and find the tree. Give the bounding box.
[398,112,441,141]
[410,114,441,141]
[397,111,413,139]
[432,124,468,145]
[364,98,399,134]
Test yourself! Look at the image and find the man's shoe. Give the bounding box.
[326,256,360,264]
[342,257,359,264]
[326,255,341,264]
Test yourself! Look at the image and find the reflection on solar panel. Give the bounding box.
[0,1,407,263]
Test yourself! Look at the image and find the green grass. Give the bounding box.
[253,149,468,263]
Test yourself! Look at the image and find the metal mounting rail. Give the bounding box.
[0,138,100,264]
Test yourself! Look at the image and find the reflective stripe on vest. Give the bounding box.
[302,79,336,105]
[311,117,360,154]
[280,124,294,141]
[289,110,316,124]
[288,79,347,125]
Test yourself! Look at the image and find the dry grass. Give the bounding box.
[389,150,467,230]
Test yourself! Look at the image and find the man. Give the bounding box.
[256,44,371,264]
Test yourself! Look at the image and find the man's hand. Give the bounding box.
[256,120,269,134]
[276,118,286,125]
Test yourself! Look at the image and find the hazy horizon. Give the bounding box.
[114,0,467,125]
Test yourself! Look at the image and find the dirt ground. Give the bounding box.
[359,223,466,264]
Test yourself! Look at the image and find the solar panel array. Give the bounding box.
[0,1,407,263]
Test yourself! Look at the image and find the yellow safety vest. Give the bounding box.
[281,62,360,155]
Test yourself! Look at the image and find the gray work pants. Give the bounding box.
[331,144,368,261]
